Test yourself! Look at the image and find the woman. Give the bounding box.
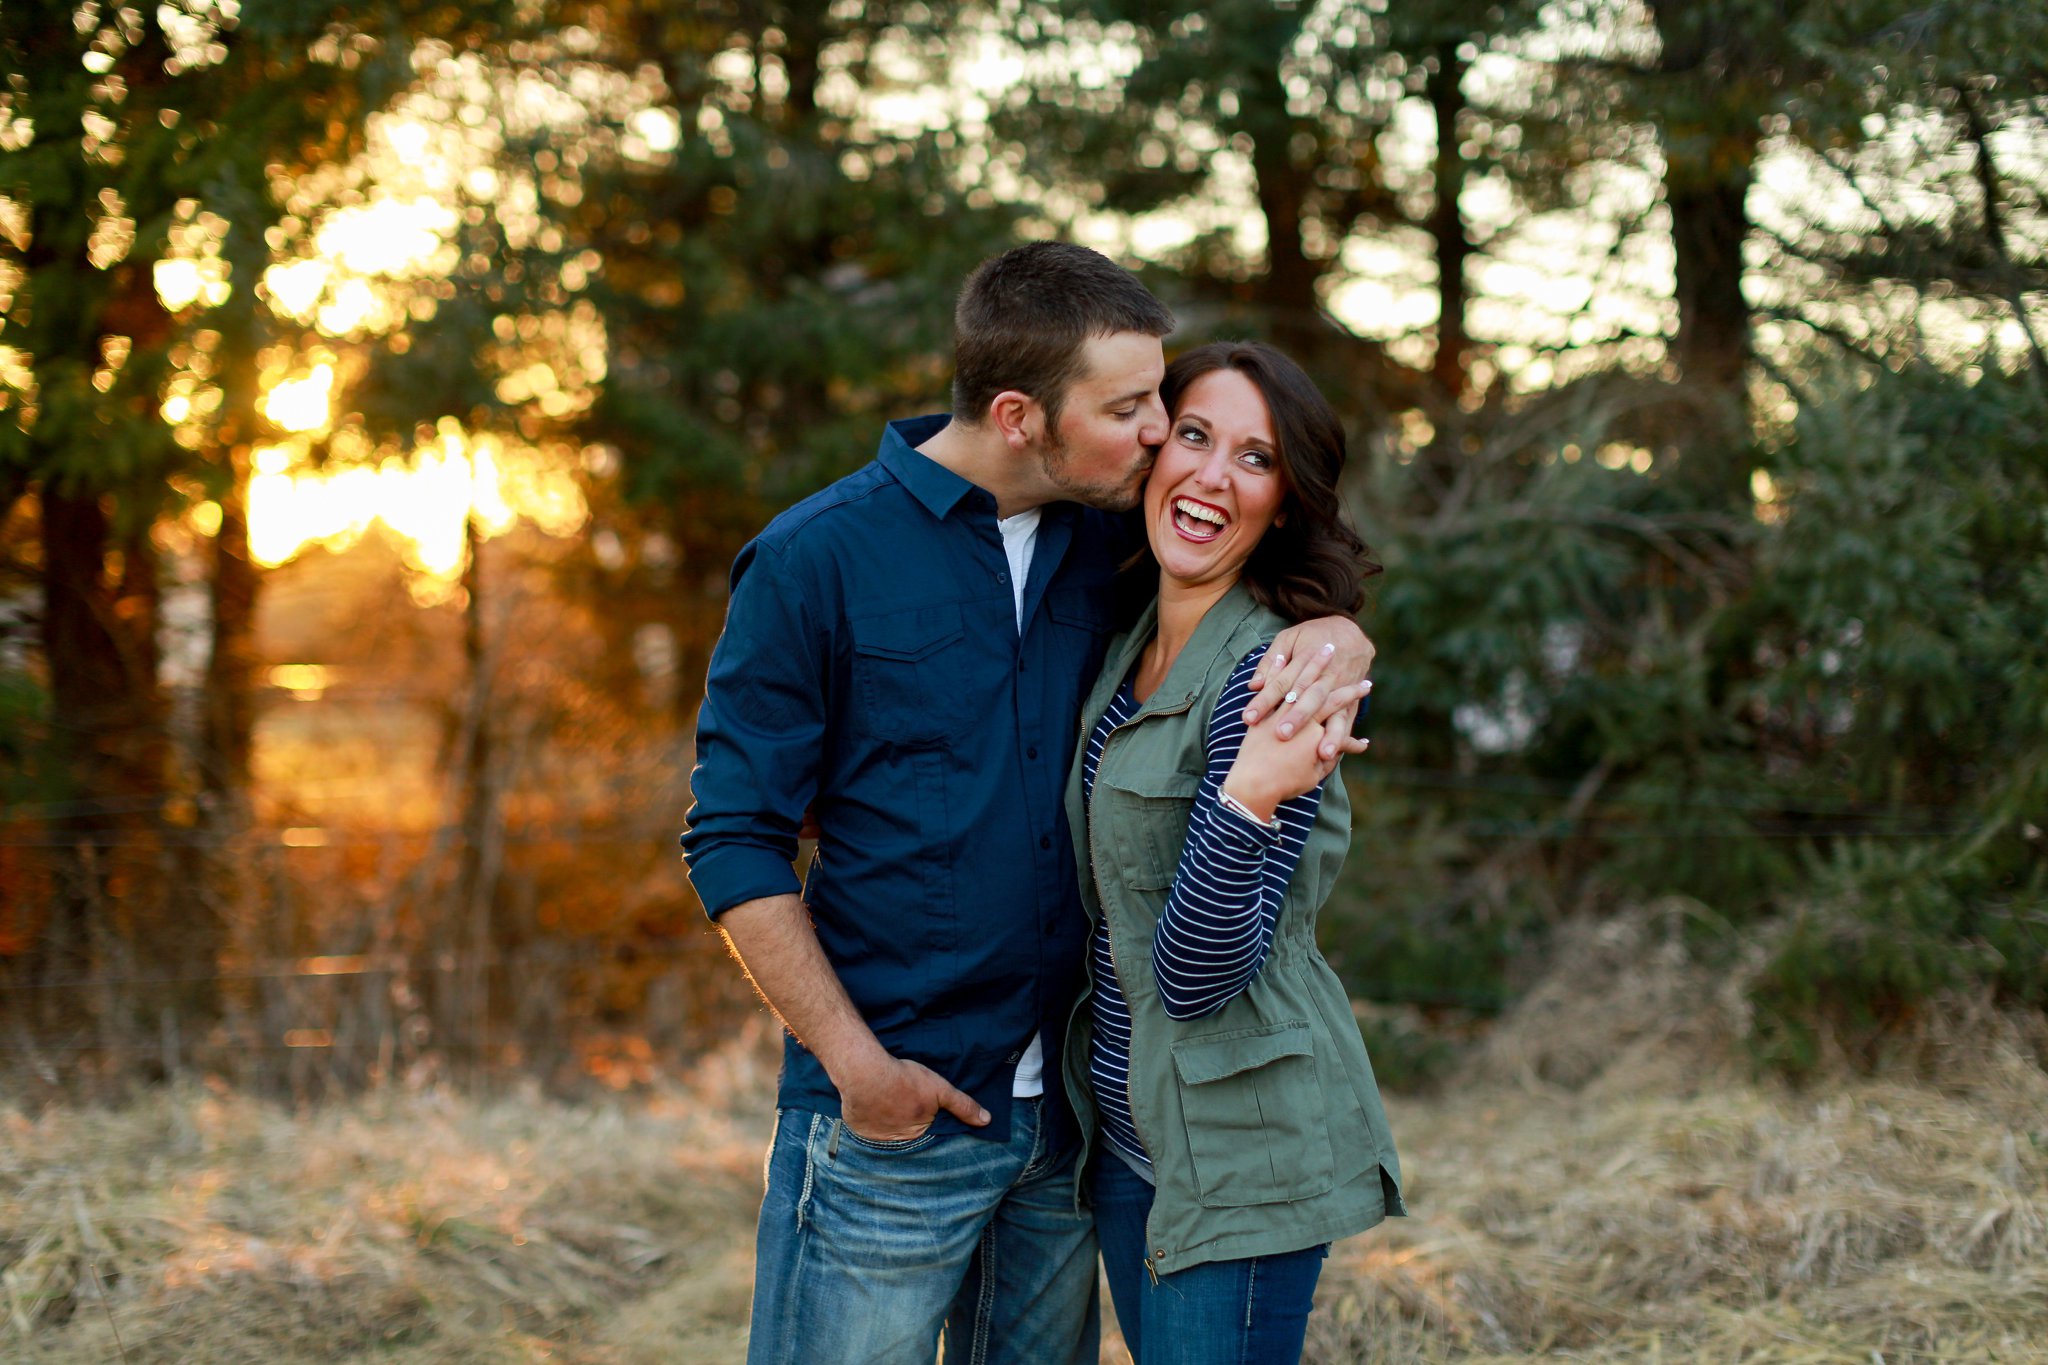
[1061,341,1404,1364]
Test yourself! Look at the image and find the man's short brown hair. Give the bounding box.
[951,242,1176,428]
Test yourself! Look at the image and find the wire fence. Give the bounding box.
[0,751,1997,1090]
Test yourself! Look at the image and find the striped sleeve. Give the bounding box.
[1151,645,1324,1021]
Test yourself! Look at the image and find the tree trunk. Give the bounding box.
[170,463,259,1045]
[33,489,165,1023]
[1646,0,1760,501]
[449,513,501,1074]
[1428,43,1473,403]
[1666,164,1753,418]
[202,472,259,801]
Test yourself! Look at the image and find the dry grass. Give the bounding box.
[6,916,2045,1364]
[1308,907,2048,1364]
[0,1019,781,1365]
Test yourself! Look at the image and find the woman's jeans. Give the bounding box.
[1092,1151,1328,1365]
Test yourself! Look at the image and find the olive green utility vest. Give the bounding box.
[1061,583,1405,1278]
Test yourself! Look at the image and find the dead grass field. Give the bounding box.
[6,912,2045,1364]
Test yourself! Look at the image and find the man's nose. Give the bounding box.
[1137,398,1168,448]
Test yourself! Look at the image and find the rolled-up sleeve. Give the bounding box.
[680,540,827,920]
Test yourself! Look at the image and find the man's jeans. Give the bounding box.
[746,1098,1099,1365]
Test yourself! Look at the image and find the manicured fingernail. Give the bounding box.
[1278,723,1294,738]
[1320,643,1335,655]
[1362,679,1373,693]
[1362,738,1371,750]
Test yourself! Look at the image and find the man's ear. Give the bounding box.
[988,390,1041,451]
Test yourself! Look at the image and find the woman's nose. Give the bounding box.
[1195,449,1232,488]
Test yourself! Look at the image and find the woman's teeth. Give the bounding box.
[1173,498,1226,540]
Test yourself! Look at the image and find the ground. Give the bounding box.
[6,916,2044,1364]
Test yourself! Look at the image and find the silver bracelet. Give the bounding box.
[1217,787,1281,834]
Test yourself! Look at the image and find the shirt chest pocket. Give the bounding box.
[850,604,970,747]
[1098,768,1202,891]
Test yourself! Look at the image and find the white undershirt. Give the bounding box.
[998,508,1046,1098]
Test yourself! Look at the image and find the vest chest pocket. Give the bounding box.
[1099,769,1201,890]
[1170,1021,1335,1207]
[851,605,969,746]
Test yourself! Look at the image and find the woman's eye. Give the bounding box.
[1240,449,1273,470]
[1176,425,1206,444]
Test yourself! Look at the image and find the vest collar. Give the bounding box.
[1101,580,1268,722]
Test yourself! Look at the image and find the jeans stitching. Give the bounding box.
[970,1218,998,1364]
[795,1111,821,1232]
[1015,1097,1048,1180]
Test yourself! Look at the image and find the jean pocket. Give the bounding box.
[836,1119,940,1156]
[1171,1021,1335,1207]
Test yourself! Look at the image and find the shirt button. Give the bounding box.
[1006,1050,1022,1064]
[1027,746,1039,760]
[1039,836,1052,851]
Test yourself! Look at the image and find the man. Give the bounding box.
[681,242,1372,1365]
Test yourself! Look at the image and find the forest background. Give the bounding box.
[0,1,2045,1360]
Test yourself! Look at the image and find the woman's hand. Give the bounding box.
[1220,708,1341,825]
[1246,618,1375,761]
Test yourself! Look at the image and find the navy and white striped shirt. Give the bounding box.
[1082,644,1323,1171]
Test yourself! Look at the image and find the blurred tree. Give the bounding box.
[553,0,1019,723]
[1752,2,2048,371]
[989,1,1560,413]
[0,1,511,1033]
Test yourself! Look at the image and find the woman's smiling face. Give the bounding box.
[1143,367,1287,594]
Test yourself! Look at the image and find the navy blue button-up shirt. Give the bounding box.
[681,415,1126,1141]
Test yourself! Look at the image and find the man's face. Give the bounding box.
[1037,331,1169,512]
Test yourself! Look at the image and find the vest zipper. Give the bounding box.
[1088,838,1167,1287]
[1087,693,1193,1287]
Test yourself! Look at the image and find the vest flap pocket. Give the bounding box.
[1102,770,1201,801]
[851,605,965,661]
[1171,1021,1313,1086]
[1170,1020,1335,1208]
[1101,770,1202,889]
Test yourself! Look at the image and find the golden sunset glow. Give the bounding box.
[247,422,588,599]
[217,100,602,590]
[314,195,460,277]
[153,255,232,311]
[261,362,336,434]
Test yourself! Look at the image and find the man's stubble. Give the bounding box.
[1038,423,1153,514]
